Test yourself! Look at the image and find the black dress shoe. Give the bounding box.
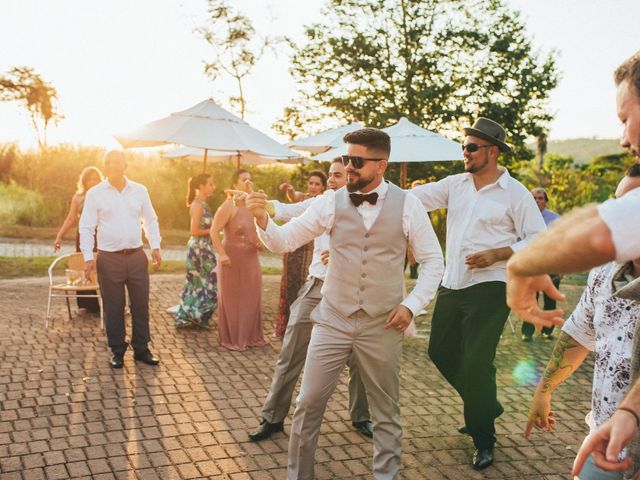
[352,420,373,438]
[472,448,494,470]
[248,418,284,441]
[134,351,160,366]
[110,354,124,369]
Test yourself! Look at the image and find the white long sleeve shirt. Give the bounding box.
[79,178,161,261]
[258,180,444,316]
[273,197,328,281]
[411,168,546,290]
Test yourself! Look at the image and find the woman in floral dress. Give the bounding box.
[175,174,218,328]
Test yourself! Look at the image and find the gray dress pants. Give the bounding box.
[96,249,151,355]
[288,300,403,480]
[262,277,370,424]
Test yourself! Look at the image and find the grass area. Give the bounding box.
[0,224,191,247]
[0,256,282,280]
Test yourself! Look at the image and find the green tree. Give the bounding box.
[197,0,274,119]
[0,67,63,150]
[275,0,559,172]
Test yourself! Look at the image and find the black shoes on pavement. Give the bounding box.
[248,419,284,441]
[472,448,494,470]
[352,420,373,438]
[109,350,160,368]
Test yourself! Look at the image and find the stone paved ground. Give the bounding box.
[0,273,592,479]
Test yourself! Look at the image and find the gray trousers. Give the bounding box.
[288,300,403,480]
[96,249,151,355]
[261,277,370,424]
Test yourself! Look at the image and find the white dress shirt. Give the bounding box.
[258,180,444,316]
[273,197,328,281]
[597,187,640,262]
[79,178,161,261]
[411,168,546,290]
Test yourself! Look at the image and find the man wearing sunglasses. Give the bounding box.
[244,128,444,480]
[411,117,546,470]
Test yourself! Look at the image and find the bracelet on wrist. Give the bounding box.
[617,407,640,428]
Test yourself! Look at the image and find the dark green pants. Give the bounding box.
[427,282,510,449]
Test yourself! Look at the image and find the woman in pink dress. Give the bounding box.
[210,169,268,351]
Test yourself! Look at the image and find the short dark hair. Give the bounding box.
[308,169,327,187]
[343,128,391,157]
[331,156,343,164]
[231,168,250,186]
[614,51,640,96]
[626,163,640,177]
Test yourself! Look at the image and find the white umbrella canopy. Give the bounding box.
[314,117,463,163]
[115,99,300,170]
[287,122,364,154]
[162,146,301,166]
[313,117,463,186]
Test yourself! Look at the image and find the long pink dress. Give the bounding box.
[217,205,268,351]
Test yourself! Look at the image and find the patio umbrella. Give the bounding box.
[162,146,302,166]
[314,117,463,187]
[287,122,364,154]
[115,99,300,171]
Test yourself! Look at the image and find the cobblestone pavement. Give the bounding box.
[0,274,592,479]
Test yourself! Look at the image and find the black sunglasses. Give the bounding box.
[462,143,494,153]
[340,155,386,169]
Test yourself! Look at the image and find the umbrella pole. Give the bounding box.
[236,153,240,169]
[203,149,209,173]
[400,162,407,188]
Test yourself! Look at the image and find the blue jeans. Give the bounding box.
[577,454,624,480]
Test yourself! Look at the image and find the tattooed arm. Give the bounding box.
[524,331,589,437]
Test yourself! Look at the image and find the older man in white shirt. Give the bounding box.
[411,117,546,470]
[245,128,444,480]
[79,150,162,369]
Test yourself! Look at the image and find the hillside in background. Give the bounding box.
[531,138,623,163]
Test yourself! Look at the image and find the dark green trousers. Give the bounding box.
[427,282,510,449]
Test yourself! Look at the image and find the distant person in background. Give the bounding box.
[79,150,162,369]
[274,170,327,338]
[521,187,561,342]
[211,169,268,351]
[54,166,103,315]
[174,174,218,329]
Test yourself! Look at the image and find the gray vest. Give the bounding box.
[322,182,407,318]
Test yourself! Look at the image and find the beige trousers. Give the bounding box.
[287,300,403,480]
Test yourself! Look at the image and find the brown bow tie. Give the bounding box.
[349,192,379,207]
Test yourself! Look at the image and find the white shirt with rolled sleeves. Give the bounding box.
[258,180,444,317]
[411,168,546,290]
[597,187,640,262]
[79,178,162,261]
[273,197,328,281]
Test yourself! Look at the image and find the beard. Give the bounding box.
[464,155,489,174]
[346,171,375,192]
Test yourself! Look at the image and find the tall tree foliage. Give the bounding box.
[275,0,559,169]
[197,0,273,119]
[0,67,63,150]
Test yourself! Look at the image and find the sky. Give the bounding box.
[1,0,638,150]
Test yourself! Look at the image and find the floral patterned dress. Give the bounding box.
[175,199,218,327]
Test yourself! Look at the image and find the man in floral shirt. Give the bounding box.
[523,167,640,480]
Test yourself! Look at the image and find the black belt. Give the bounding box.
[99,247,143,255]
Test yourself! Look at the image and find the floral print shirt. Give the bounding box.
[562,262,640,432]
